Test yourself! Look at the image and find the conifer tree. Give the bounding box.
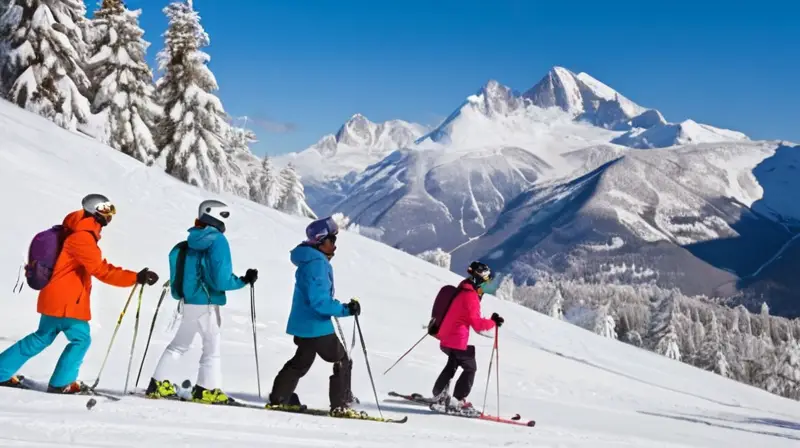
[276,163,316,218]
[0,0,91,130]
[86,0,159,163]
[153,0,240,193]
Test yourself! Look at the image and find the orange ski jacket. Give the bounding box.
[37,210,138,321]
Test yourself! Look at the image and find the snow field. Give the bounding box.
[0,99,799,447]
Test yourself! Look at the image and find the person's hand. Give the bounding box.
[347,298,361,316]
[136,268,159,286]
[240,268,258,285]
[491,312,504,327]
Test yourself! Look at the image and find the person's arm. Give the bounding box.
[466,294,496,333]
[306,259,349,317]
[65,232,137,286]
[207,236,246,291]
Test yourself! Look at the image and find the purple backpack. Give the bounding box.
[427,284,461,336]
[24,225,68,290]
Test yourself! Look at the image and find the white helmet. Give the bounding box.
[82,193,116,226]
[198,199,230,232]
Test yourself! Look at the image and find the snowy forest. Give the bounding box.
[490,274,800,401]
[0,0,315,218]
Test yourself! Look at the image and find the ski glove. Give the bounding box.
[491,312,504,327]
[136,268,159,286]
[240,269,258,285]
[347,298,361,316]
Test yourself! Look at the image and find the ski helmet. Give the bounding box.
[305,216,338,245]
[82,193,116,226]
[198,199,230,233]
[467,261,494,287]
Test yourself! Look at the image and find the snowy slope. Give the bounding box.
[612,119,749,149]
[2,102,800,447]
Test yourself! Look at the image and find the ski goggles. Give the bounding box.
[94,201,116,220]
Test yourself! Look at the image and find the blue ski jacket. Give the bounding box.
[285,244,351,338]
[168,226,246,306]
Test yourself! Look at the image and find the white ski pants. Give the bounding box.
[153,303,222,390]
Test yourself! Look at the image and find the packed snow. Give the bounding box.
[1,97,800,447]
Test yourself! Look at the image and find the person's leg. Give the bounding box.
[49,317,91,389]
[432,347,459,398]
[0,315,59,383]
[269,336,316,405]
[149,304,202,396]
[451,345,477,401]
[314,334,348,410]
[196,305,222,391]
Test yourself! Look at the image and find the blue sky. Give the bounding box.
[121,0,799,156]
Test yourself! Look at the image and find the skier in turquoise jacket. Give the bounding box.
[146,199,258,404]
[269,217,361,416]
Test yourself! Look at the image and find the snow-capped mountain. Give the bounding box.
[277,114,429,215]
[414,79,620,154]
[611,119,749,149]
[449,141,800,299]
[295,67,800,315]
[284,113,428,179]
[523,66,659,130]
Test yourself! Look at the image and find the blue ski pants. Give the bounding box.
[0,315,91,388]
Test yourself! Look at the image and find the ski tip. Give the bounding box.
[527,420,536,427]
[394,416,409,424]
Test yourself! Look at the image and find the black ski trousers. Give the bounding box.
[432,345,477,400]
[269,333,353,409]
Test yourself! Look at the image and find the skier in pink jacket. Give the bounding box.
[432,261,504,410]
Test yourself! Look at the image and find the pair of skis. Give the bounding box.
[387,391,535,427]
[152,380,408,424]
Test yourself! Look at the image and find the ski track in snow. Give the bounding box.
[1,99,800,447]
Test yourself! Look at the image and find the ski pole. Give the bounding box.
[91,283,140,390]
[135,280,170,391]
[250,284,262,398]
[495,325,500,418]
[334,316,357,360]
[383,331,428,375]
[124,284,145,394]
[481,329,497,415]
[354,314,383,418]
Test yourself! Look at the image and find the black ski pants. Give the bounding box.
[432,345,477,400]
[269,333,353,409]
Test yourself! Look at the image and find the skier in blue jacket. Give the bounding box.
[145,199,258,404]
[268,217,361,416]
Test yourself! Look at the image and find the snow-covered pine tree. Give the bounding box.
[248,156,285,207]
[0,0,91,130]
[0,1,11,65]
[771,339,800,399]
[548,285,565,320]
[153,0,241,194]
[416,248,451,269]
[593,304,617,339]
[276,163,317,218]
[647,292,682,361]
[697,311,732,378]
[86,0,159,163]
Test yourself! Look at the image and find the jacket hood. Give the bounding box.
[187,225,222,251]
[63,210,102,240]
[290,243,326,267]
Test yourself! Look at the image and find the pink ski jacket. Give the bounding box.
[437,279,496,351]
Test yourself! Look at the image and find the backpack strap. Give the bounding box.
[173,241,190,299]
